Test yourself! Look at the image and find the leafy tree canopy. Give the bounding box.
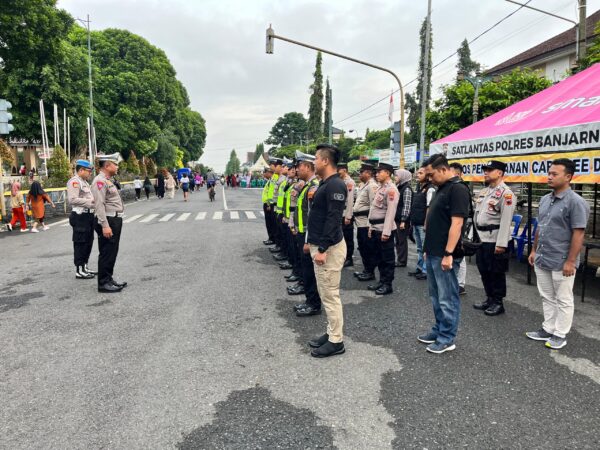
[266,112,308,146]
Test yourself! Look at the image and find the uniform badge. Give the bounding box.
[388,190,395,200]
[307,190,315,200]
[96,181,104,189]
[504,192,513,206]
[494,188,502,198]
[72,181,79,188]
[333,193,345,201]
[347,184,353,192]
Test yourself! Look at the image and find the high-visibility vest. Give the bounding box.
[261,180,270,203]
[267,173,279,204]
[275,179,287,213]
[284,183,294,218]
[296,178,319,233]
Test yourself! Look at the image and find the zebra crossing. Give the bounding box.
[60,210,263,226]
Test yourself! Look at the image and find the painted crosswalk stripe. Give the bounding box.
[177,213,191,222]
[260,211,264,216]
[230,211,239,220]
[213,211,223,220]
[49,218,69,228]
[245,211,256,219]
[195,212,207,220]
[140,213,159,223]
[61,222,70,227]
[124,214,143,223]
[159,213,175,222]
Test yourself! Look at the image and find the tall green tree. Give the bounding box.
[225,149,241,175]
[307,52,323,140]
[581,20,600,69]
[456,38,480,78]
[266,112,308,146]
[323,77,332,139]
[253,143,265,162]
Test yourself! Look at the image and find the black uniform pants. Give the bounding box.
[70,212,94,267]
[476,242,509,303]
[296,232,321,309]
[95,216,123,286]
[276,214,288,256]
[342,218,354,261]
[370,230,396,285]
[394,224,408,266]
[288,227,302,276]
[263,203,277,240]
[356,227,376,274]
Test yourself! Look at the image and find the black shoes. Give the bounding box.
[268,246,281,253]
[308,333,330,348]
[84,264,98,275]
[459,286,466,295]
[112,280,128,288]
[343,259,354,267]
[285,274,301,282]
[311,341,345,358]
[473,298,492,310]
[408,270,422,277]
[395,261,407,267]
[367,282,383,291]
[287,285,305,295]
[375,284,393,295]
[98,283,122,293]
[273,254,287,261]
[294,303,308,311]
[415,272,427,280]
[75,266,94,279]
[263,239,274,245]
[279,262,293,270]
[357,272,375,281]
[484,303,505,316]
[296,306,321,317]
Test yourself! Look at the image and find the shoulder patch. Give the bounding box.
[71,181,79,188]
[96,181,104,190]
[388,190,396,200]
[333,193,345,202]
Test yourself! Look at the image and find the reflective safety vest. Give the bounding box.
[284,182,294,219]
[275,179,287,214]
[261,180,270,203]
[267,173,279,204]
[296,178,319,233]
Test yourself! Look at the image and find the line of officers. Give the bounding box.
[262,154,516,318]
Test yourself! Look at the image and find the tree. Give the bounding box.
[456,38,480,78]
[266,112,308,146]
[47,144,70,185]
[581,20,600,69]
[427,68,552,140]
[127,151,141,174]
[307,52,324,140]
[225,149,241,175]
[145,157,157,176]
[364,129,391,149]
[0,138,15,168]
[253,143,265,162]
[153,132,179,168]
[323,77,332,138]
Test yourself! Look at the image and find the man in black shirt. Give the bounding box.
[306,144,347,358]
[417,154,470,354]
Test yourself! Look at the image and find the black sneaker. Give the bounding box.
[459,286,466,295]
[308,334,329,348]
[311,341,345,358]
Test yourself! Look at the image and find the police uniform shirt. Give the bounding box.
[91,172,124,226]
[368,181,399,237]
[342,174,355,221]
[474,182,516,248]
[353,178,378,228]
[288,179,306,230]
[66,175,94,209]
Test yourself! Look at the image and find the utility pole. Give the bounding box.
[327,84,333,145]
[76,15,96,160]
[579,0,587,62]
[418,0,432,157]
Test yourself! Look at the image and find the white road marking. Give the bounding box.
[124,214,143,223]
[213,211,223,220]
[140,214,159,223]
[222,185,228,210]
[195,212,207,220]
[159,213,175,222]
[230,211,239,220]
[550,353,600,385]
[260,211,264,216]
[177,213,191,222]
[245,211,256,219]
[48,218,69,228]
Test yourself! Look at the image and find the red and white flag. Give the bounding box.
[388,91,394,123]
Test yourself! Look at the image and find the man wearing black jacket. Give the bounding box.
[306,144,347,358]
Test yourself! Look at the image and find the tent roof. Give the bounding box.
[249,154,269,172]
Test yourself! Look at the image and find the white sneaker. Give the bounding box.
[20,228,28,233]
[6,223,13,231]
[42,225,49,231]
[31,228,39,233]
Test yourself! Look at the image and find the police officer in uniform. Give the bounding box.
[279,161,297,271]
[67,159,97,279]
[91,153,127,293]
[353,163,379,281]
[266,158,283,252]
[262,167,275,245]
[473,160,516,315]
[272,160,290,262]
[367,162,399,295]
[337,163,356,267]
[286,159,306,285]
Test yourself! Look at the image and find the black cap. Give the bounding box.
[359,163,374,172]
[264,167,273,173]
[482,160,507,172]
[337,162,348,170]
[376,162,394,173]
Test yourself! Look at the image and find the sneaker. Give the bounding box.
[426,342,456,354]
[6,223,12,232]
[545,336,567,349]
[417,332,437,344]
[20,228,28,233]
[42,225,49,231]
[30,228,39,233]
[525,329,552,341]
[459,286,466,295]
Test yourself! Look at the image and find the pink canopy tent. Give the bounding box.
[430,63,600,183]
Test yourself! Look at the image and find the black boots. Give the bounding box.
[76,266,94,279]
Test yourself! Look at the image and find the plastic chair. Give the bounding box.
[514,217,538,261]
[511,214,522,238]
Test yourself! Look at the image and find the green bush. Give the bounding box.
[47,145,71,186]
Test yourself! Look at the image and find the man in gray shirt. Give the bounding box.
[526,158,590,350]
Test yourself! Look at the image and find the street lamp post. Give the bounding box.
[266,25,406,168]
[457,71,493,123]
[75,15,96,161]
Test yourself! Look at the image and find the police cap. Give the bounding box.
[482,160,507,172]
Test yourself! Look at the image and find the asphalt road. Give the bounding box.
[1,186,599,449]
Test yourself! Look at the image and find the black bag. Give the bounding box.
[461,218,481,257]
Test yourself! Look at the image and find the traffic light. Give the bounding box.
[266,25,274,54]
[0,99,14,135]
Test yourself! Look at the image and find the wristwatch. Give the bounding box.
[318,246,327,254]
[443,250,453,257]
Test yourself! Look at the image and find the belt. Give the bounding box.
[354,210,369,217]
[73,207,95,214]
[478,224,500,231]
[369,218,385,225]
[105,211,123,218]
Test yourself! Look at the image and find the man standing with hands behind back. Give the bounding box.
[306,144,348,358]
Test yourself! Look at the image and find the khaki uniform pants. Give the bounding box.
[310,240,346,343]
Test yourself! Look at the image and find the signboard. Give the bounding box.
[404,144,418,165]
[378,149,399,167]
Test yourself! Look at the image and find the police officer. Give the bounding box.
[67,159,96,279]
[91,153,127,293]
[337,163,356,267]
[266,158,283,253]
[273,160,290,262]
[286,159,306,285]
[353,163,379,281]
[473,160,516,315]
[367,162,399,295]
[279,161,297,271]
[261,167,276,245]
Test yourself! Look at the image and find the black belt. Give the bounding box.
[478,224,500,231]
[289,207,296,212]
[354,210,369,217]
[369,218,385,225]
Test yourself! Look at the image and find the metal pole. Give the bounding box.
[328,85,333,145]
[527,182,533,285]
[472,82,480,124]
[86,15,95,160]
[0,152,5,219]
[578,0,587,63]
[267,28,406,167]
[418,0,432,156]
[67,116,71,161]
[593,183,597,238]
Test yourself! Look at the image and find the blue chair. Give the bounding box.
[511,214,523,238]
[514,217,538,261]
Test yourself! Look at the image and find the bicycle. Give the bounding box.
[207,183,216,202]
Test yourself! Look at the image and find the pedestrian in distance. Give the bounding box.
[180,172,191,201]
[7,181,28,232]
[133,176,143,201]
[156,171,165,199]
[91,153,128,293]
[394,168,413,268]
[66,159,97,279]
[417,154,470,354]
[165,171,176,199]
[306,144,348,358]
[26,181,55,232]
[143,176,153,200]
[526,158,590,350]
[408,167,435,280]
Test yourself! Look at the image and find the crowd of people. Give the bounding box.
[260,145,590,357]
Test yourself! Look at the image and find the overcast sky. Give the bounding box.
[59,0,600,170]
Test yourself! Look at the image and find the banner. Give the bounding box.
[455,149,600,183]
